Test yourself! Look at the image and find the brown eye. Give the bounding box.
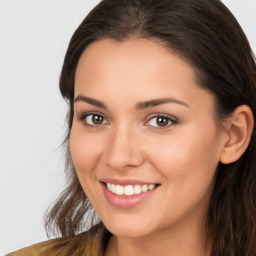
[146,115,177,128]
[92,115,103,124]
[156,117,169,127]
[84,114,108,126]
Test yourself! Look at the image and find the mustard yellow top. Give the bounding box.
[7,226,108,256]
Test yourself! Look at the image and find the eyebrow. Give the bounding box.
[74,95,107,109]
[74,95,189,110]
[136,98,189,109]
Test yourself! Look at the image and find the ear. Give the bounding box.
[220,105,254,164]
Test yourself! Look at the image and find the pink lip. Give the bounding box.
[100,182,158,208]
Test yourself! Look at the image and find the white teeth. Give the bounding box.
[149,184,155,190]
[115,185,124,195]
[134,185,142,194]
[111,184,116,193]
[124,185,134,196]
[106,183,156,196]
[142,185,148,192]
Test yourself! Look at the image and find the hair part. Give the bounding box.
[45,1,256,255]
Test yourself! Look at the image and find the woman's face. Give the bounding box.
[70,38,227,238]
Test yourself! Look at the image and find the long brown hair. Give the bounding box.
[45,0,256,255]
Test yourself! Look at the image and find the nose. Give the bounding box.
[104,126,145,171]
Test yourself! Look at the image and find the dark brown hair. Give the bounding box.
[45,0,256,255]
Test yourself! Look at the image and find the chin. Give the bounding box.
[103,217,157,239]
[109,227,152,239]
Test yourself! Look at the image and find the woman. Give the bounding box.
[8,0,256,255]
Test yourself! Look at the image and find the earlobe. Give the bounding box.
[220,105,254,164]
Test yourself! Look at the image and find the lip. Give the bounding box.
[100,181,159,208]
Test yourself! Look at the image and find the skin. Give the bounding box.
[70,38,229,256]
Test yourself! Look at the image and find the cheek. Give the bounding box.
[69,126,106,207]
[148,124,220,194]
[146,129,219,224]
[69,127,103,179]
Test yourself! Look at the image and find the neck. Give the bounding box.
[117,229,210,256]
[105,218,211,256]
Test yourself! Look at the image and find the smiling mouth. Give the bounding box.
[105,183,158,196]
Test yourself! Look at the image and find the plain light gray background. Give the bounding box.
[0,0,255,254]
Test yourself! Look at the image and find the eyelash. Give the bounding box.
[78,112,178,129]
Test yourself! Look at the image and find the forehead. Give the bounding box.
[74,38,214,113]
[75,38,195,89]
